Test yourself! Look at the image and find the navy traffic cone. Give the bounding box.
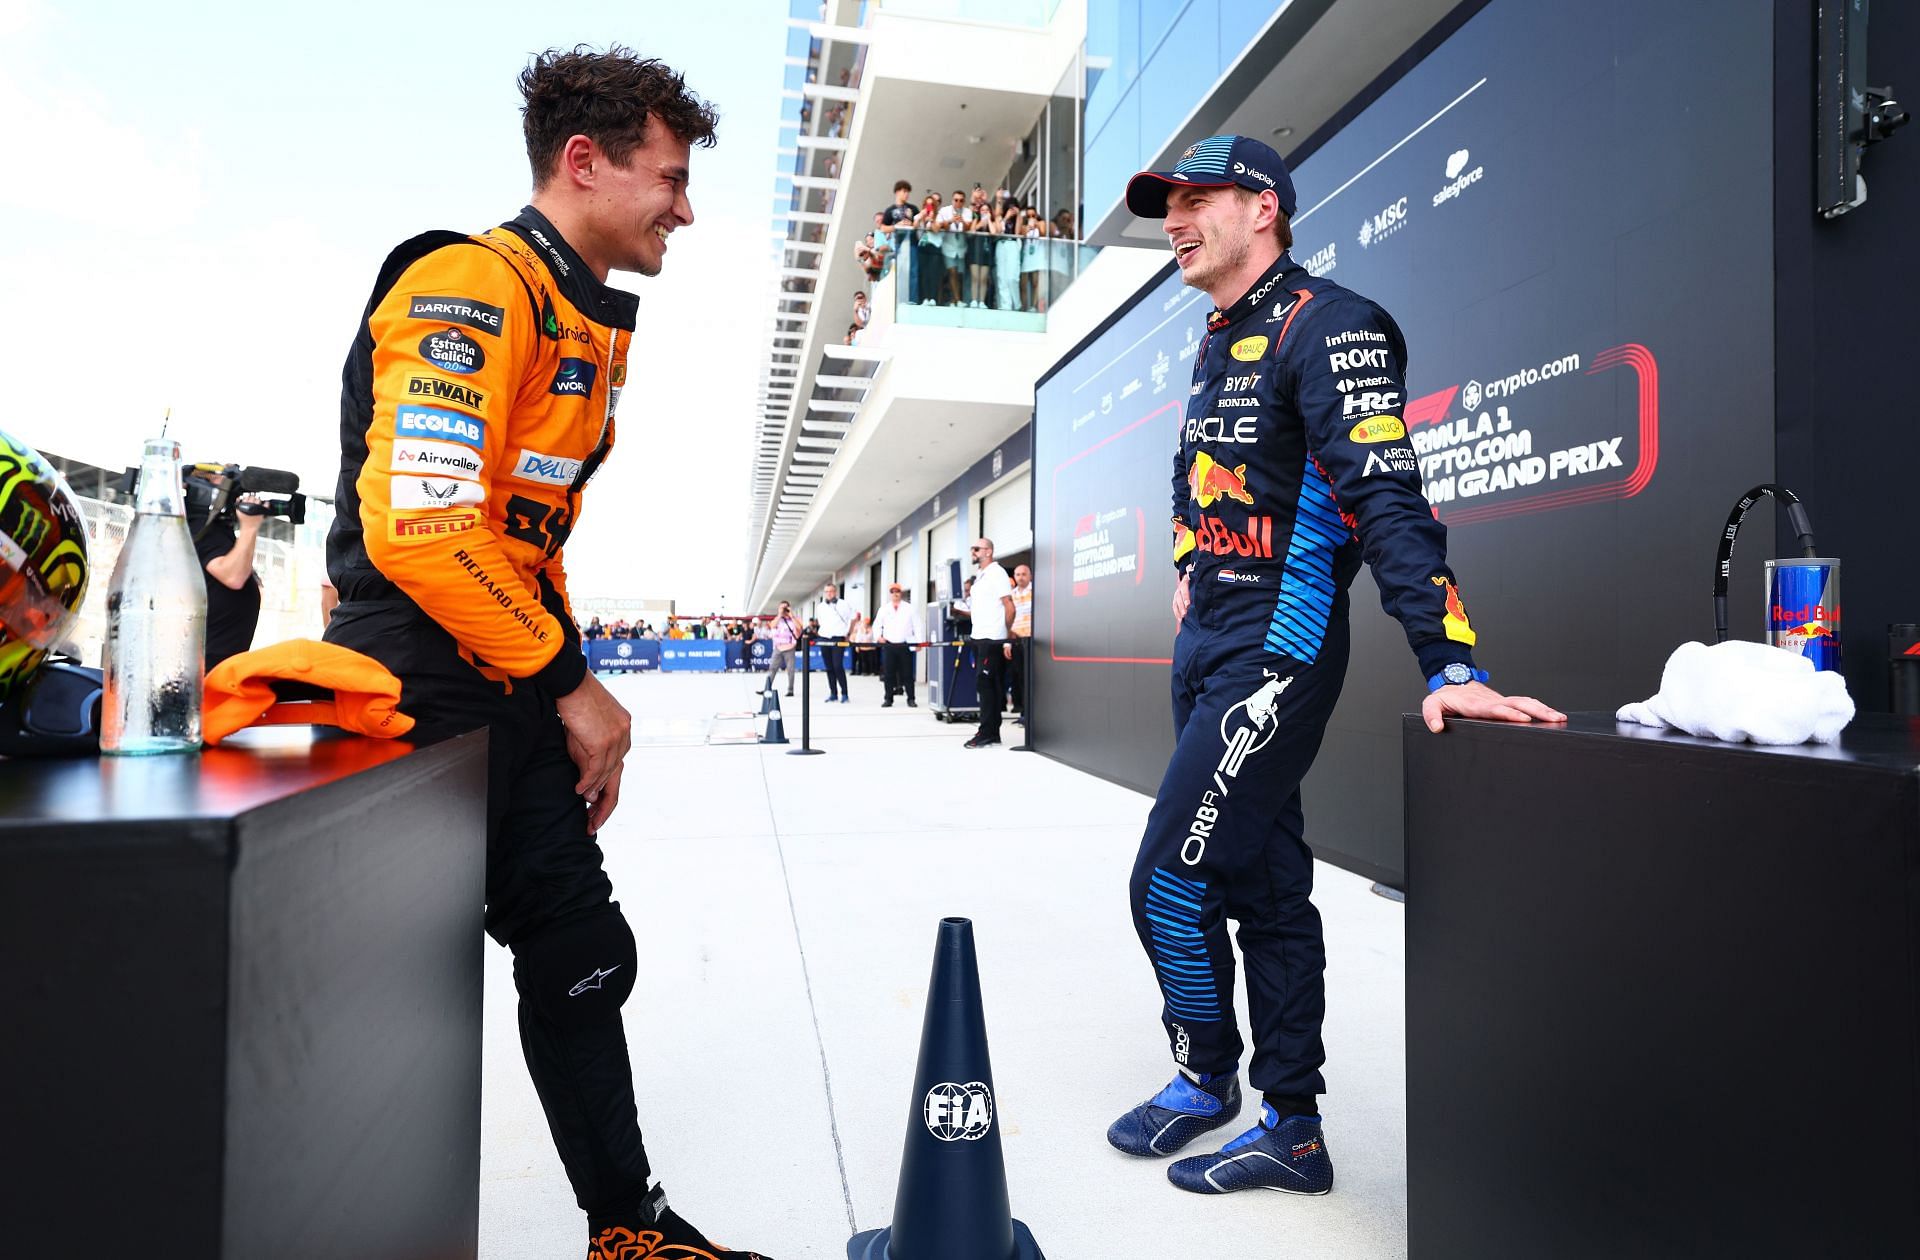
[759,694,790,745]
[759,680,781,714]
[850,918,1044,1260]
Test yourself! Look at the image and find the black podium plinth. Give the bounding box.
[1404,713,1920,1259]
[0,727,488,1260]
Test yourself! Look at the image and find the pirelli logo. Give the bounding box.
[405,375,488,412]
[389,509,480,542]
[408,294,505,335]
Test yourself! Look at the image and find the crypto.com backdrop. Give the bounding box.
[1033,0,1774,886]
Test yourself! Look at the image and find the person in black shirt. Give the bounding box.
[190,494,263,669]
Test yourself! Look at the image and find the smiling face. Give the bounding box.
[583,123,694,278]
[1164,184,1267,296]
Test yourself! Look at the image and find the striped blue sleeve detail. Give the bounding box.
[1264,456,1349,661]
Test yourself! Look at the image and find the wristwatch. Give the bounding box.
[1426,663,1489,693]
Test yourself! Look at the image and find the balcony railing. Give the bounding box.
[852,223,1095,335]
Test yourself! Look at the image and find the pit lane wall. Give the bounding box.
[1032,0,1778,887]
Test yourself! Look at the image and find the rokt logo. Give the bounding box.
[924,1081,994,1142]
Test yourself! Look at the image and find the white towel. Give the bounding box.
[1616,640,1855,745]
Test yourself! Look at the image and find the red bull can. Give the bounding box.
[1765,557,1842,672]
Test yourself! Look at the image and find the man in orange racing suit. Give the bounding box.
[324,48,772,1260]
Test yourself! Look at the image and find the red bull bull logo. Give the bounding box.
[1188,451,1255,508]
[1430,575,1477,646]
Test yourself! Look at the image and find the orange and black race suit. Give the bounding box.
[326,205,634,700]
[325,209,655,1218]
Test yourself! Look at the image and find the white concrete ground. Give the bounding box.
[480,670,1407,1259]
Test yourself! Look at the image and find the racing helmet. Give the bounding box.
[0,429,90,705]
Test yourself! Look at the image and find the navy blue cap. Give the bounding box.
[1126,134,1297,219]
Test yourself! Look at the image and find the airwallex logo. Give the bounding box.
[1433,148,1485,206]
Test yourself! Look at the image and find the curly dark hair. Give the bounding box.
[519,45,719,187]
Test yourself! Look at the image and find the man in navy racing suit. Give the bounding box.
[1104,135,1563,1196]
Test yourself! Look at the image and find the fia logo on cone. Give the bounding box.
[923,1081,994,1142]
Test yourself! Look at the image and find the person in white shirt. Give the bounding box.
[873,584,923,707]
[964,537,1016,748]
[814,582,855,703]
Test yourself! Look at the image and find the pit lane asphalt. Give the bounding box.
[480,669,1409,1258]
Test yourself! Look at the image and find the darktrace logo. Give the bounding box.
[548,358,598,396]
[407,294,503,335]
[419,328,484,375]
[404,375,487,411]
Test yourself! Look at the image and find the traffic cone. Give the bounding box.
[849,918,1044,1260]
[759,681,781,714]
[759,700,789,745]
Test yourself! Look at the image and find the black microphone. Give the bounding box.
[237,466,300,494]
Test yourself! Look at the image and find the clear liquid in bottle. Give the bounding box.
[101,438,206,755]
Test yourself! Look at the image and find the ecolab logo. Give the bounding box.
[1433,149,1484,206]
[1357,197,1409,248]
[394,405,485,449]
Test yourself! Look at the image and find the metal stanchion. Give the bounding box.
[1010,635,1035,753]
[789,632,824,757]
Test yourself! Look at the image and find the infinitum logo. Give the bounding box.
[1433,148,1485,206]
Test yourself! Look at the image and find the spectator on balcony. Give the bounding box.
[936,189,973,305]
[858,225,890,282]
[915,193,944,306]
[853,290,871,329]
[1019,207,1050,312]
[964,185,994,309]
[878,180,916,237]
[990,196,1022,311]
[843,322,860,347]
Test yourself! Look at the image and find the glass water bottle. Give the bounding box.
[102,438,206,754]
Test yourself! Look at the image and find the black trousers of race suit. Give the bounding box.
[882,641,915,702]
[1129,605,1349,1100]
[326,601,651,1221]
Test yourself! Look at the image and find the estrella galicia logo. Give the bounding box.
[407,295,504,336]
[548,357,597,396]
[395,405,485,449]
[419,327,484,375]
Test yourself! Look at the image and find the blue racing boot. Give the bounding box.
[1106,1068,1242,1157]
[1166,1103,1334,1195]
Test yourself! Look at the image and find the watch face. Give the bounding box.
[1444,663,1472,685]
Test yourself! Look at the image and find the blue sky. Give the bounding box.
[0,0,788,610]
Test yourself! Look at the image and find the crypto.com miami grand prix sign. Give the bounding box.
[1403,342,1660,526]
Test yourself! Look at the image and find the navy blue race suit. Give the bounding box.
[1130,252,1480,1099]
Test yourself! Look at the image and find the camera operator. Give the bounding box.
[188,475,264,669]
